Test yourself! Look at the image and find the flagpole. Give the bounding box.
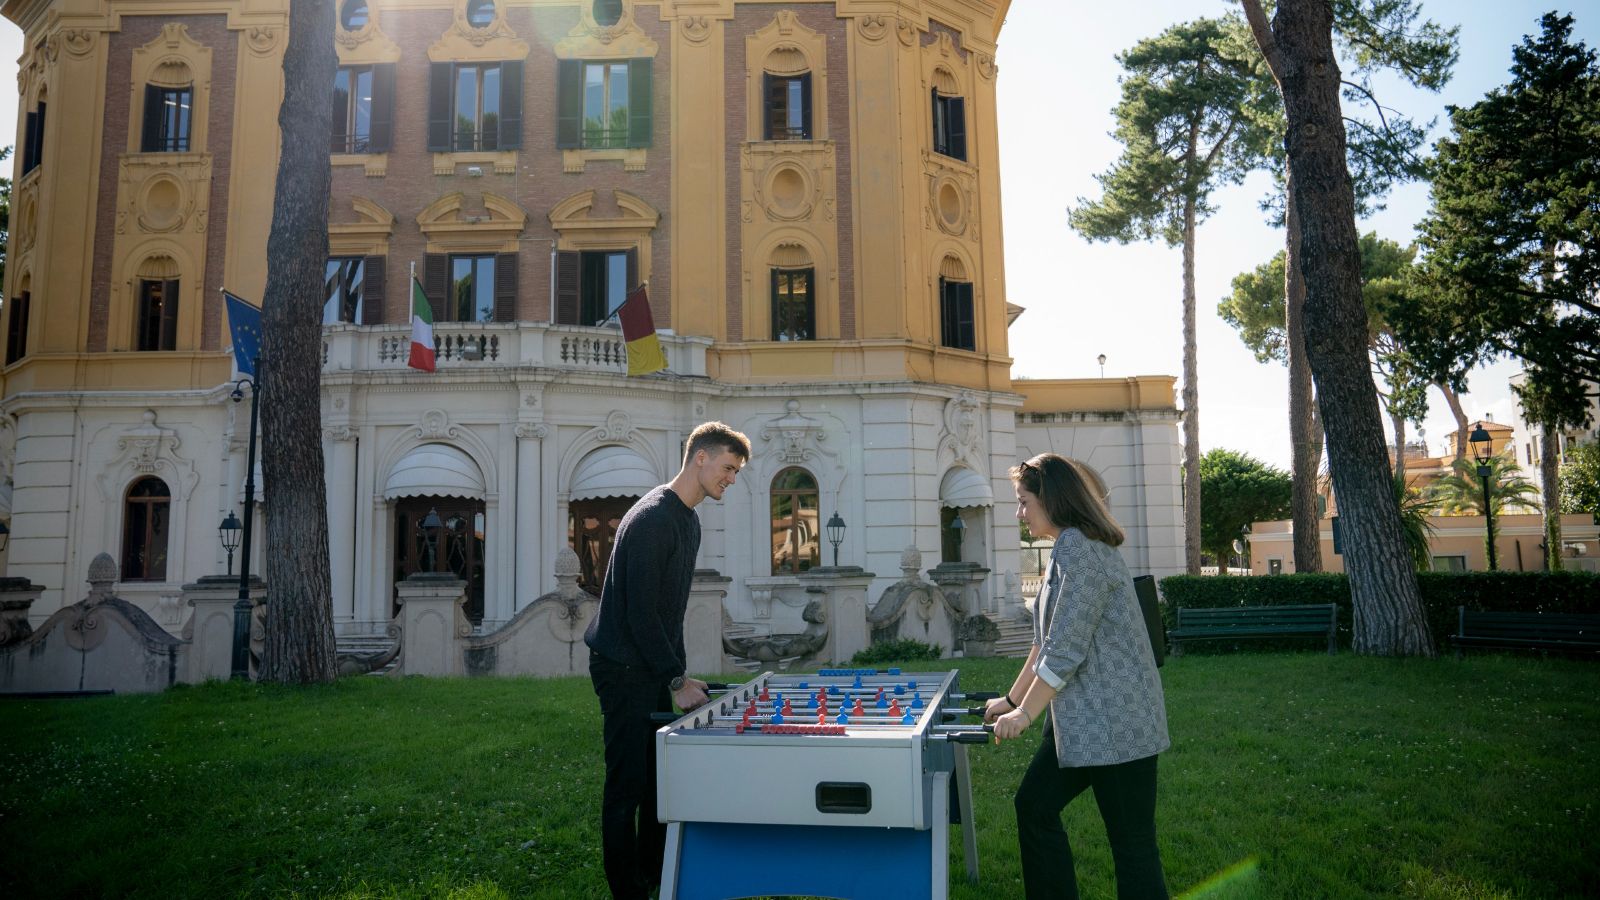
[410,261,417,321]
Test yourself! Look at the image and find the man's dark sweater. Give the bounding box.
[583,485,702,680]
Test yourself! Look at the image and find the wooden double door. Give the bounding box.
[394,497,486,625]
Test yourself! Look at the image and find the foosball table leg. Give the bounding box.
[930,770,950,900]
[954,743,980,884]
[659,821,683,900]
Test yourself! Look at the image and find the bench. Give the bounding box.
[1451,608,1600,658]
[1168,603,1337,656]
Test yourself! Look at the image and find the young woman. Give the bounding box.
[987,453,1170,899]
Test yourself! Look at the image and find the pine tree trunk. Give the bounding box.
[1284,185,1325,573]
[1437,381,1470,461]
[1272,0,1432,656]
[1392,410,1407,484]
[1182,196,1202,575]
[259,0,338,683]
[1541,425,1562,571]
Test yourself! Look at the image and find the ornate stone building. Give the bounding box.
[0,0,1181,649]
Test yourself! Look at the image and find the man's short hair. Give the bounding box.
[684,421,752,466]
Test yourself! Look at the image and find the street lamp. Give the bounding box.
[826,512,846,567]
[1469,424,1497,571]
[949,513,965,562]
[218,512,242,576]
[1097,353,1107,378]
[419,507,443,571]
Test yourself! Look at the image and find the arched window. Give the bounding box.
[466,0,496,28]
[770,467,820,575]
[770,242,815,342]
[938,255,974,351]
[135,255,181,351]
[763,47,812,140]
[339,0,368,30]
[931,68,966,161]
[121,477,171,581]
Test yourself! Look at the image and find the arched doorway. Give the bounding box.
[393,498,486,625]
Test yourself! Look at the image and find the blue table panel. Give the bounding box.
[673,821,933,900]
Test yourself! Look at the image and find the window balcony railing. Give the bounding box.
[319,321,710,378]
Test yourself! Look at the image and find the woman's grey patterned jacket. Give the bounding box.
[1033,526,1170,767]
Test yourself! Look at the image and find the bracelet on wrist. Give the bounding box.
[1017,706,1033,723]
[1005,693,1019,709]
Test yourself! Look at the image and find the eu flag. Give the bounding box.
[224,291,262,378]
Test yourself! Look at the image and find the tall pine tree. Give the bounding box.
[1069,15,1279,574]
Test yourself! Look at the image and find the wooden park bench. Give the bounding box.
[1450,608,1600,658]
[1168,603,1338,656]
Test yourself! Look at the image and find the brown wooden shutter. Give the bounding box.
[161,279,181,350]
[142,85,165,152]
[799,73,813,139]
[556,60,582,149]
[362,255,386,325]
[949,96,967,161]
[498,60,523,150]
[555,250,580,325]
[369,64,395,152]
[427,63,453,152]
[625,246,640,293]
[762,74,775,141]
[626,58,652,148]
[424,254,448,321]
[22,111,37,172]
[494,253,517,322]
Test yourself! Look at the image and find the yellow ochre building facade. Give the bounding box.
[0,0,1182,646]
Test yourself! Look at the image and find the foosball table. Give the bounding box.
[655,668,995,900]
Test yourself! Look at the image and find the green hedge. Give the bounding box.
[1157,571,1600,651]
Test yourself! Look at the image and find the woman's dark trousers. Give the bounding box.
[1014,719,1168,900]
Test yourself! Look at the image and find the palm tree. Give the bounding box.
[1426,454,1540,570]
[1393,474,1436,572]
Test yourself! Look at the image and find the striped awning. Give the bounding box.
[570,445,658,501]
[940,466,994,508]
[383,444,485,500]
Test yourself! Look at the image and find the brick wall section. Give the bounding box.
[722,3,855,342]
[89,16,234,352]
[200,20,237,351]
[327,5,673,325]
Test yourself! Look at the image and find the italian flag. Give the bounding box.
[408,276,436,372]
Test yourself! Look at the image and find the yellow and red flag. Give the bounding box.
[618,284,667,376]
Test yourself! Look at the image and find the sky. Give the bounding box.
[996,1,1597,471]
[0,3,1590,471]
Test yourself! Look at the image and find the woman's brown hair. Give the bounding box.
[1009,453,1125,547]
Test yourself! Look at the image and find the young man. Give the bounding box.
[584,421,751,900]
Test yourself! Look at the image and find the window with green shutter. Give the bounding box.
[557,58,652,150]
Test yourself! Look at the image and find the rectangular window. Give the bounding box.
[454,64,502,151]
[141,86,193,152]
[136,279,180,351]
[932,89,966,161]
[323,258,365,324]
[21,103,44,174]
[579,250,629,325]
[582,62,630,149]
[1431,555,1468,573]
[939,277,975,351]
[448,255,496,322]
[5,292,30,364]
[764,73,812,141]
[1267,558,1283,575]
[332,66,374,153]
[771,268,815,341]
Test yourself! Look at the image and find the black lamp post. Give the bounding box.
[826,512,845,567]
[1097,353,1107,378]
[1469,424,1497,571]
[949,514,965,562]
[0,520,9,553]
[218,512,242,576]
[420,507,443,571]
[229,371,261,680]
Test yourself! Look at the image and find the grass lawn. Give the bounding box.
[1,653,1595,899]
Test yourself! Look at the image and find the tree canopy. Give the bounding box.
[1399,12,1600,433]
[1198,448,1292,567]
[1560,442,1600,522]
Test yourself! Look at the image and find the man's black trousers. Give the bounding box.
[590,651,673,900]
